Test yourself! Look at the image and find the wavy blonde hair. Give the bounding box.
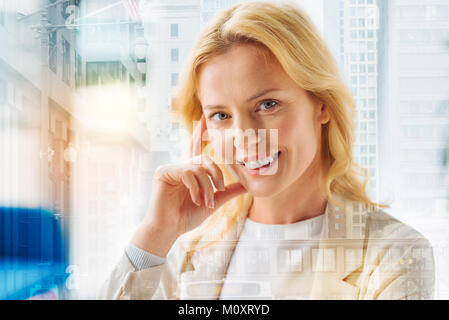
[170,1,388,260]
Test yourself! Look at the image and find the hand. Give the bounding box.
[131,115,247,257]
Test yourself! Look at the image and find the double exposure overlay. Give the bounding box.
[1,0,449,299]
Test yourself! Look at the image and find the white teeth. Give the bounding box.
[243,155,274,169]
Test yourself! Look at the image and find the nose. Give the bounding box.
[232,116,265,157]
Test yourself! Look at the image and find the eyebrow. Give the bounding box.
[203,88,281,110]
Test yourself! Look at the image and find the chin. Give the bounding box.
[241,179,284,198]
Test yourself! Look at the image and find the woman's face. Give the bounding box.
[198,43,329,198]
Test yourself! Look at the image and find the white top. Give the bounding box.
[219,214,324,300]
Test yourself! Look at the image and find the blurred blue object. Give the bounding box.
[0,207,68,300]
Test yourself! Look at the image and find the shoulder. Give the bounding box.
[364,208,429,243]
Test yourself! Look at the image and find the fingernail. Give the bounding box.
[208,197,215,208]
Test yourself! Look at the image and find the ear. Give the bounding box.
[317,103,330,125]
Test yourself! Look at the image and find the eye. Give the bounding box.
[257,100,279,112]
[210,112,230,121]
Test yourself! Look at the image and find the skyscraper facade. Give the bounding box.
[379,0,449,220]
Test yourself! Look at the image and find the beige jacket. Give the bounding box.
[98,196,435,300]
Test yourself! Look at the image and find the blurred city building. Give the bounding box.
[379,0,449,298]
[0,0,152,298]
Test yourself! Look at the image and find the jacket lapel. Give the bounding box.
[310,197,367,299]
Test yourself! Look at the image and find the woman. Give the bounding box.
[99,2,434,300]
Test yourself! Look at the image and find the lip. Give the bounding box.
[236,152,279,164]
[238,151,281,176]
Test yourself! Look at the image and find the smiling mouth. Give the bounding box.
[237,151,281,170]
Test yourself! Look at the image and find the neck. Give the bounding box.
[248,152,328,224]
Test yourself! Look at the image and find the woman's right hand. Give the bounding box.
[131,116,247,257]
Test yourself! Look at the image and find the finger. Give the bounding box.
[201,156,225,191]
[214,183,247,208]
[181,170,202,206]
[192,166,215,209]
[191,115,207,158]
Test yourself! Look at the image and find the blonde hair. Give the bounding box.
[170,1,388,264]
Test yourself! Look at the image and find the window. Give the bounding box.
[361,111,367,119]
[244,248,269,273]
[359,76,366,85]
[383,248,402,271]
[345,248,363,272]
[170,48,179,63]
[359,87,366,97]
[350,8,356,17]
[86,61,125,86]
[170,23,179,38]
[0,78,6,104]
[412,248,433,270]
[0,0,5,26]
[278,249,302,273]
[425,6,437,20]
[171,73,178,87]
[361,156,368,165]
[358,18,365,27]
[75,51,82,89]
[62,38,71,85]
[312,248,336,272]
[360,122,367,131]
[49,31,57,74]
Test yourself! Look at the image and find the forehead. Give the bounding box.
[197,44,294,104]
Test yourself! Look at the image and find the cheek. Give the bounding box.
[279,116,319,160]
